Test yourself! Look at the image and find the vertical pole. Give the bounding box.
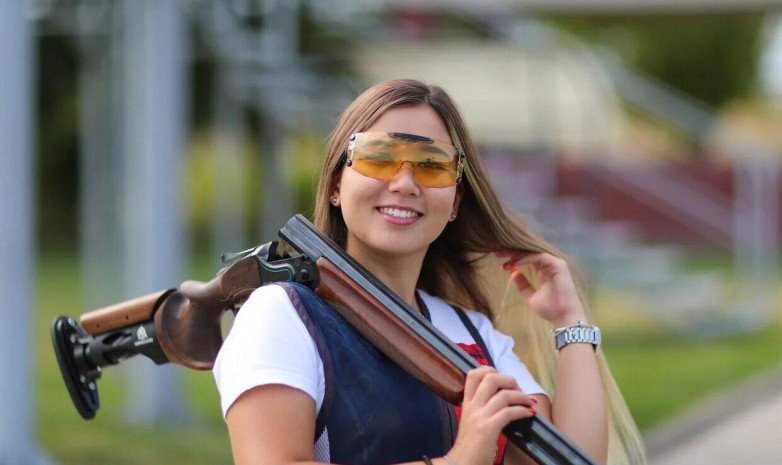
[79,30,124,311]
[120,0,189,425]
[734,160,752,313]
[0,1,49,463]
[733,156,772,330]
[210,1,249,255]
[259,122,295,239]
[749,159,766,325]
[213,67,249,254]
[763,156,780,266]
[258,0,298,239]
[750,156,779,327]
[763,157,780,323]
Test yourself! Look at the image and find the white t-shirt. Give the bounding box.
[213,284,545,419]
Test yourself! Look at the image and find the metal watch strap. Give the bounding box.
[552,320,601,351]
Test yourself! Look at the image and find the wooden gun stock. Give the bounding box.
[52,253,275,419]
[79,290,172,335]
[74,256,263,370]
[162,256,261,369]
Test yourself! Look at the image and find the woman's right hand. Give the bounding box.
[447,366,537,465]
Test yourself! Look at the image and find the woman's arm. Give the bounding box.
[227,376,536,465]
[226,384,320,465]
[495,251,609,465]
[550,336,608,463]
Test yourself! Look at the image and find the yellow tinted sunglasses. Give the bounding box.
[344,132,465,188]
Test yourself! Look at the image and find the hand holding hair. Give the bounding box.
[493,250,586,327]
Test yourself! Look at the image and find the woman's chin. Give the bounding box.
[362,235,430,259]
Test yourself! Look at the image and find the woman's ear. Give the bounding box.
[452,183,464,213]
[331,182,341,207]
[448,184,464,222]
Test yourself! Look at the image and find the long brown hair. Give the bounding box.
[313,79,557,318]
[313,79,646,464]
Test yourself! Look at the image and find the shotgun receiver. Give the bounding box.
[51,214,598,465]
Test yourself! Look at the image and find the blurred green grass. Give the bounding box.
[601,314,782,428]
[38,253,782,464]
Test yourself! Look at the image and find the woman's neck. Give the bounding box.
[345,241,424,310]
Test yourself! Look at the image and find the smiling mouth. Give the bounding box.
[377,207,421,219]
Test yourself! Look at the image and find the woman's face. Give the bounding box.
[335,104,462,260]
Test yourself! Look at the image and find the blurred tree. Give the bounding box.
[554,14,765,108]
[37,36,79,251]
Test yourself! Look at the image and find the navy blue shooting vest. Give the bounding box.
[277,282,503,465]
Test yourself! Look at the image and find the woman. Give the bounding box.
[213,79,645,465]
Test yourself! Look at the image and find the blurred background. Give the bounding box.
[2,0,782,464]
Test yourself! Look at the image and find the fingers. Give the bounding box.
[464,367,537,411]
[490,404,536,428]
[455,367,537,464]
[501,252,559,270]
[483,389,535,418]
[463,366,491,401]
[471,370,522,406]
[464,367,517,402]
[500,252,569,280]
[509,270,535,300]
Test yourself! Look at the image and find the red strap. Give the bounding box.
[455,343,508,465]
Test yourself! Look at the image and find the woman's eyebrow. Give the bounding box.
[364,139,395,147]
[420,145,453,157]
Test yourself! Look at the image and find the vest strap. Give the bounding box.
[278,283,335,442]
[451,305,495,367]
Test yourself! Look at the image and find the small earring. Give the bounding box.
[450,212,457,221]
[331,196,339,205]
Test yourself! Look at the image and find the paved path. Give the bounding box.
[645,366,782,465]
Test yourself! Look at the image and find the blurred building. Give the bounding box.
[355,40,624,152]
[344,3,780,338]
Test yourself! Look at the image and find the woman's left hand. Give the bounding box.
[493,250,585,327]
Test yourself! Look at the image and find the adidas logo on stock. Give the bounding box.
[134,325,154,347]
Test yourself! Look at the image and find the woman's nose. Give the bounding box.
[389,162,421,195]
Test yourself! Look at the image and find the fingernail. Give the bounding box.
[527,408,536,415]
[509,267,517,274]
[530,397,539,404]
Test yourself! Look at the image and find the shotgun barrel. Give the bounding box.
[279,215,599,465]
[51,214,597,464]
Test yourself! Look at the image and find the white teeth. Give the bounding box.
[380,207,420,218]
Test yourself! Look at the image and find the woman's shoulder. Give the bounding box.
[243,281,297,305]
[214,282,325,418]
[227,283,314,344]
[240,281,319,314]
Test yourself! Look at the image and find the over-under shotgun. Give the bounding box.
[52,214,598,465]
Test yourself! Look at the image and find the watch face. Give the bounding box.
[556,326,601,350]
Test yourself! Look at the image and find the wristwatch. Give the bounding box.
[551,320,601,351]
